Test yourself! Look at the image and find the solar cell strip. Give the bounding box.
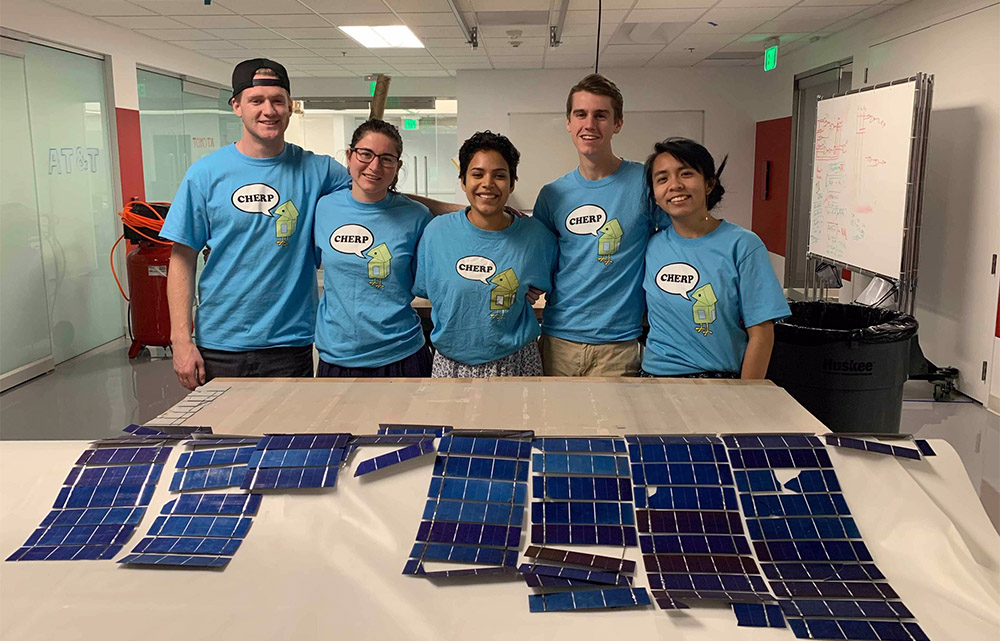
[432,455,530,482]
[825,435,923,461]
[625,435,722,445]
[532,501,635,526]
[177,447,255,469]
[532,438,627,453]
[653,573,769,597]
[643,553,759,576]
[787,617,929,641]
[729,447,833,469]
[523,545,636,573]
[347,435,428,446]
[162,493,261,516]
[732,603,786,628]
[914,440,936,456]
[523,574,599,588]
[722,435,824,449]
[428,477,527,504]
[355,439,435,477]
[402,561,511,578]
[7,543,124,561]
[532,453,630,476]
[76,446,171,466]
[23,523,136,547]
[638,485,738,511]
[256,433,350,450]
[242,465,341,490]
[68,463,162,487]
[131,535,243,556]
[528,587,651,613]
[782,469,842,494]
[90,437,177,446]
[439,436,533,459]
[531,524,639,546]
[639,533,752,556]
[770,580,898,600]
[778,599,914,619]
[53,483,156,509]
[649,590,690,609]
[637,509,743,535]
[518,563,630,586]
[740,492,851,517]
[745,516,862,542]
[423,498,517,525]
[753,539,873,563]
[124,424,211,437]
[118,553,230,568]
[39,506,145,528]
[533,476,633,501]
[378,424,451,437]
[630,462,734,486]
[248,447,345,468]
[415,520,521,547]
[628,442,724,463]
[183,437,261,447]
[171,466,247,492]
[761,562,884,581]
[409,542,518,567]
[147,515,253,539]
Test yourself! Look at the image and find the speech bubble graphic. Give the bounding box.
[565,205,607,236]
[330,224,375,258]
[456,255,497,285]
[232,183,280,217]
[656,263,700,300]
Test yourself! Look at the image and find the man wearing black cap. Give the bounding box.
[161,58,351,390]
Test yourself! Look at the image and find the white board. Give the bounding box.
[807,80,918,279]
[507,110,704,211]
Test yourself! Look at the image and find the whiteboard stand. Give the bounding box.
[805,73,934,315]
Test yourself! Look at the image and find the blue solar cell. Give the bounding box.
[915,440,936,456]
[528,587,650,612]
[118,553,230,567]
[378,424,450,436]
[355,439,434,477]
[532,523,638,547]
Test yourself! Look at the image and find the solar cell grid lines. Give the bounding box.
[242,433,350,490]
[733,602,787,628]
[404,433,532,576]
[534,438,627,453]
[378,424,452,437]
[177,446,255,469]
[523,545,636,573]
[347,434,428,446]
[825,435,923,460]
[183,437,261,448]
[787,617,930,641]
[528,587,651,613]
[355,439,435,477]
[77,445,171,467]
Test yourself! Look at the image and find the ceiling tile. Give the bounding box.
[396,69,452,76]
[644,50,704,66]
[421,46,482,56]
[172,15,260,28]
[683,21,760,34]
[298,69,360,76]
[136,28,217,40]
[131,0,234,15]
[624,8,710,22]
[714,0,797,6]
[663,31,739,53]
[100,15,189,28]
[227,38,310,47]
[701,6,785,22]
[171,39,250,50]
[49,0,155,16]
[737,31,809,44]
[479,24,549,38]
[269,56,330,64]
[291,63,351,71]
[284,38,356,48]
[597,52,658,66]
[488,44,546,57]
[564,10,629,25]
[754,18,839,32]
[441,60,493,69]
[397,13,461,26]
[797,0,882,7]
[603,43,664,55]
[321,13,402,27]
[570,0,647,9]
[384,0,454,11]
[205,27,288,39]
[492,57,544,69]
[274,27,350,39]
[214,0,314,14]
[421,37,472,47]
[387,63,445,70]
[695,58,749,66]
[408,25,469,39]
[244,14,334,27]
[544,57,593,69]
[781,5,869,21]
[301,0,389,10]
[287,70,315,77]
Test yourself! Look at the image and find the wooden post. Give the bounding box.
[369,74,391,121]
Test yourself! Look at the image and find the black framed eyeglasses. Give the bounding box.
[350,147,400,168]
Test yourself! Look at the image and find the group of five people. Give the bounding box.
[162,58,789,390]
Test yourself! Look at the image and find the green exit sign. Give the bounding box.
[369,80,376,96]
[764,44,778,71]
[403,117,419,130]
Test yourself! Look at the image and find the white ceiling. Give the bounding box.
[47,0,906,78]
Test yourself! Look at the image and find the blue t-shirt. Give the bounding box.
[642,220,790,376]
[314,190,433,367]
[533,160,662,344]
[413,211,557,365]
[161,143,350,351]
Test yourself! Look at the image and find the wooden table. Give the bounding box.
[186,377,829,436]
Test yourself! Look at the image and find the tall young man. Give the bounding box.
[162,58,351,390]
[532,74,661,376]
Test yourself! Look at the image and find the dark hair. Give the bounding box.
[566,74,624,123]
[458,131,520,184]
[644,137,728,211]
[349,118,404,192]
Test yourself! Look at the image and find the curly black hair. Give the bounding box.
[458,130,520,184]
[644,137,728,211]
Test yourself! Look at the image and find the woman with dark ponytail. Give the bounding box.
[640,137,789,379]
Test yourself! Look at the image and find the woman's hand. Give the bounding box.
[526,286,545,305]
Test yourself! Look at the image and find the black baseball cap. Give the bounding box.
[231,58,291,101]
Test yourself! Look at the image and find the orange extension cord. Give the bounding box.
[111,200,173,301]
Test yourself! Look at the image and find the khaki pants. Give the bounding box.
[540,335,641,377]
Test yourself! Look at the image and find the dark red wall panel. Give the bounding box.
[116,107,145,205]
[751,117,792,257]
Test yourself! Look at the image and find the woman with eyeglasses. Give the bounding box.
[313,119,434,377]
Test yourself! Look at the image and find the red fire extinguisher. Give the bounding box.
[112,201,174,358]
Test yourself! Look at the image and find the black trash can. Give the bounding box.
[767,301,918,434]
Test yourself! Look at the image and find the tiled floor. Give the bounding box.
[2,337,997,533]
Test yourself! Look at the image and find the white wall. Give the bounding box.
[456,67,759,230]
[1,0,231,109]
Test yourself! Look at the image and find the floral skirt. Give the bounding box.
[431,341,543,378]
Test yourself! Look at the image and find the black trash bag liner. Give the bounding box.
[774,301,918,346]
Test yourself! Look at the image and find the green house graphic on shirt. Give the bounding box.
[691,283,718,336]
[597,218,623,265]
[489,268,519,320]
[366,243,392,289]
[273,200,300,247]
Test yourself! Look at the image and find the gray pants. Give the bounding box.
[200,345,314,382]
